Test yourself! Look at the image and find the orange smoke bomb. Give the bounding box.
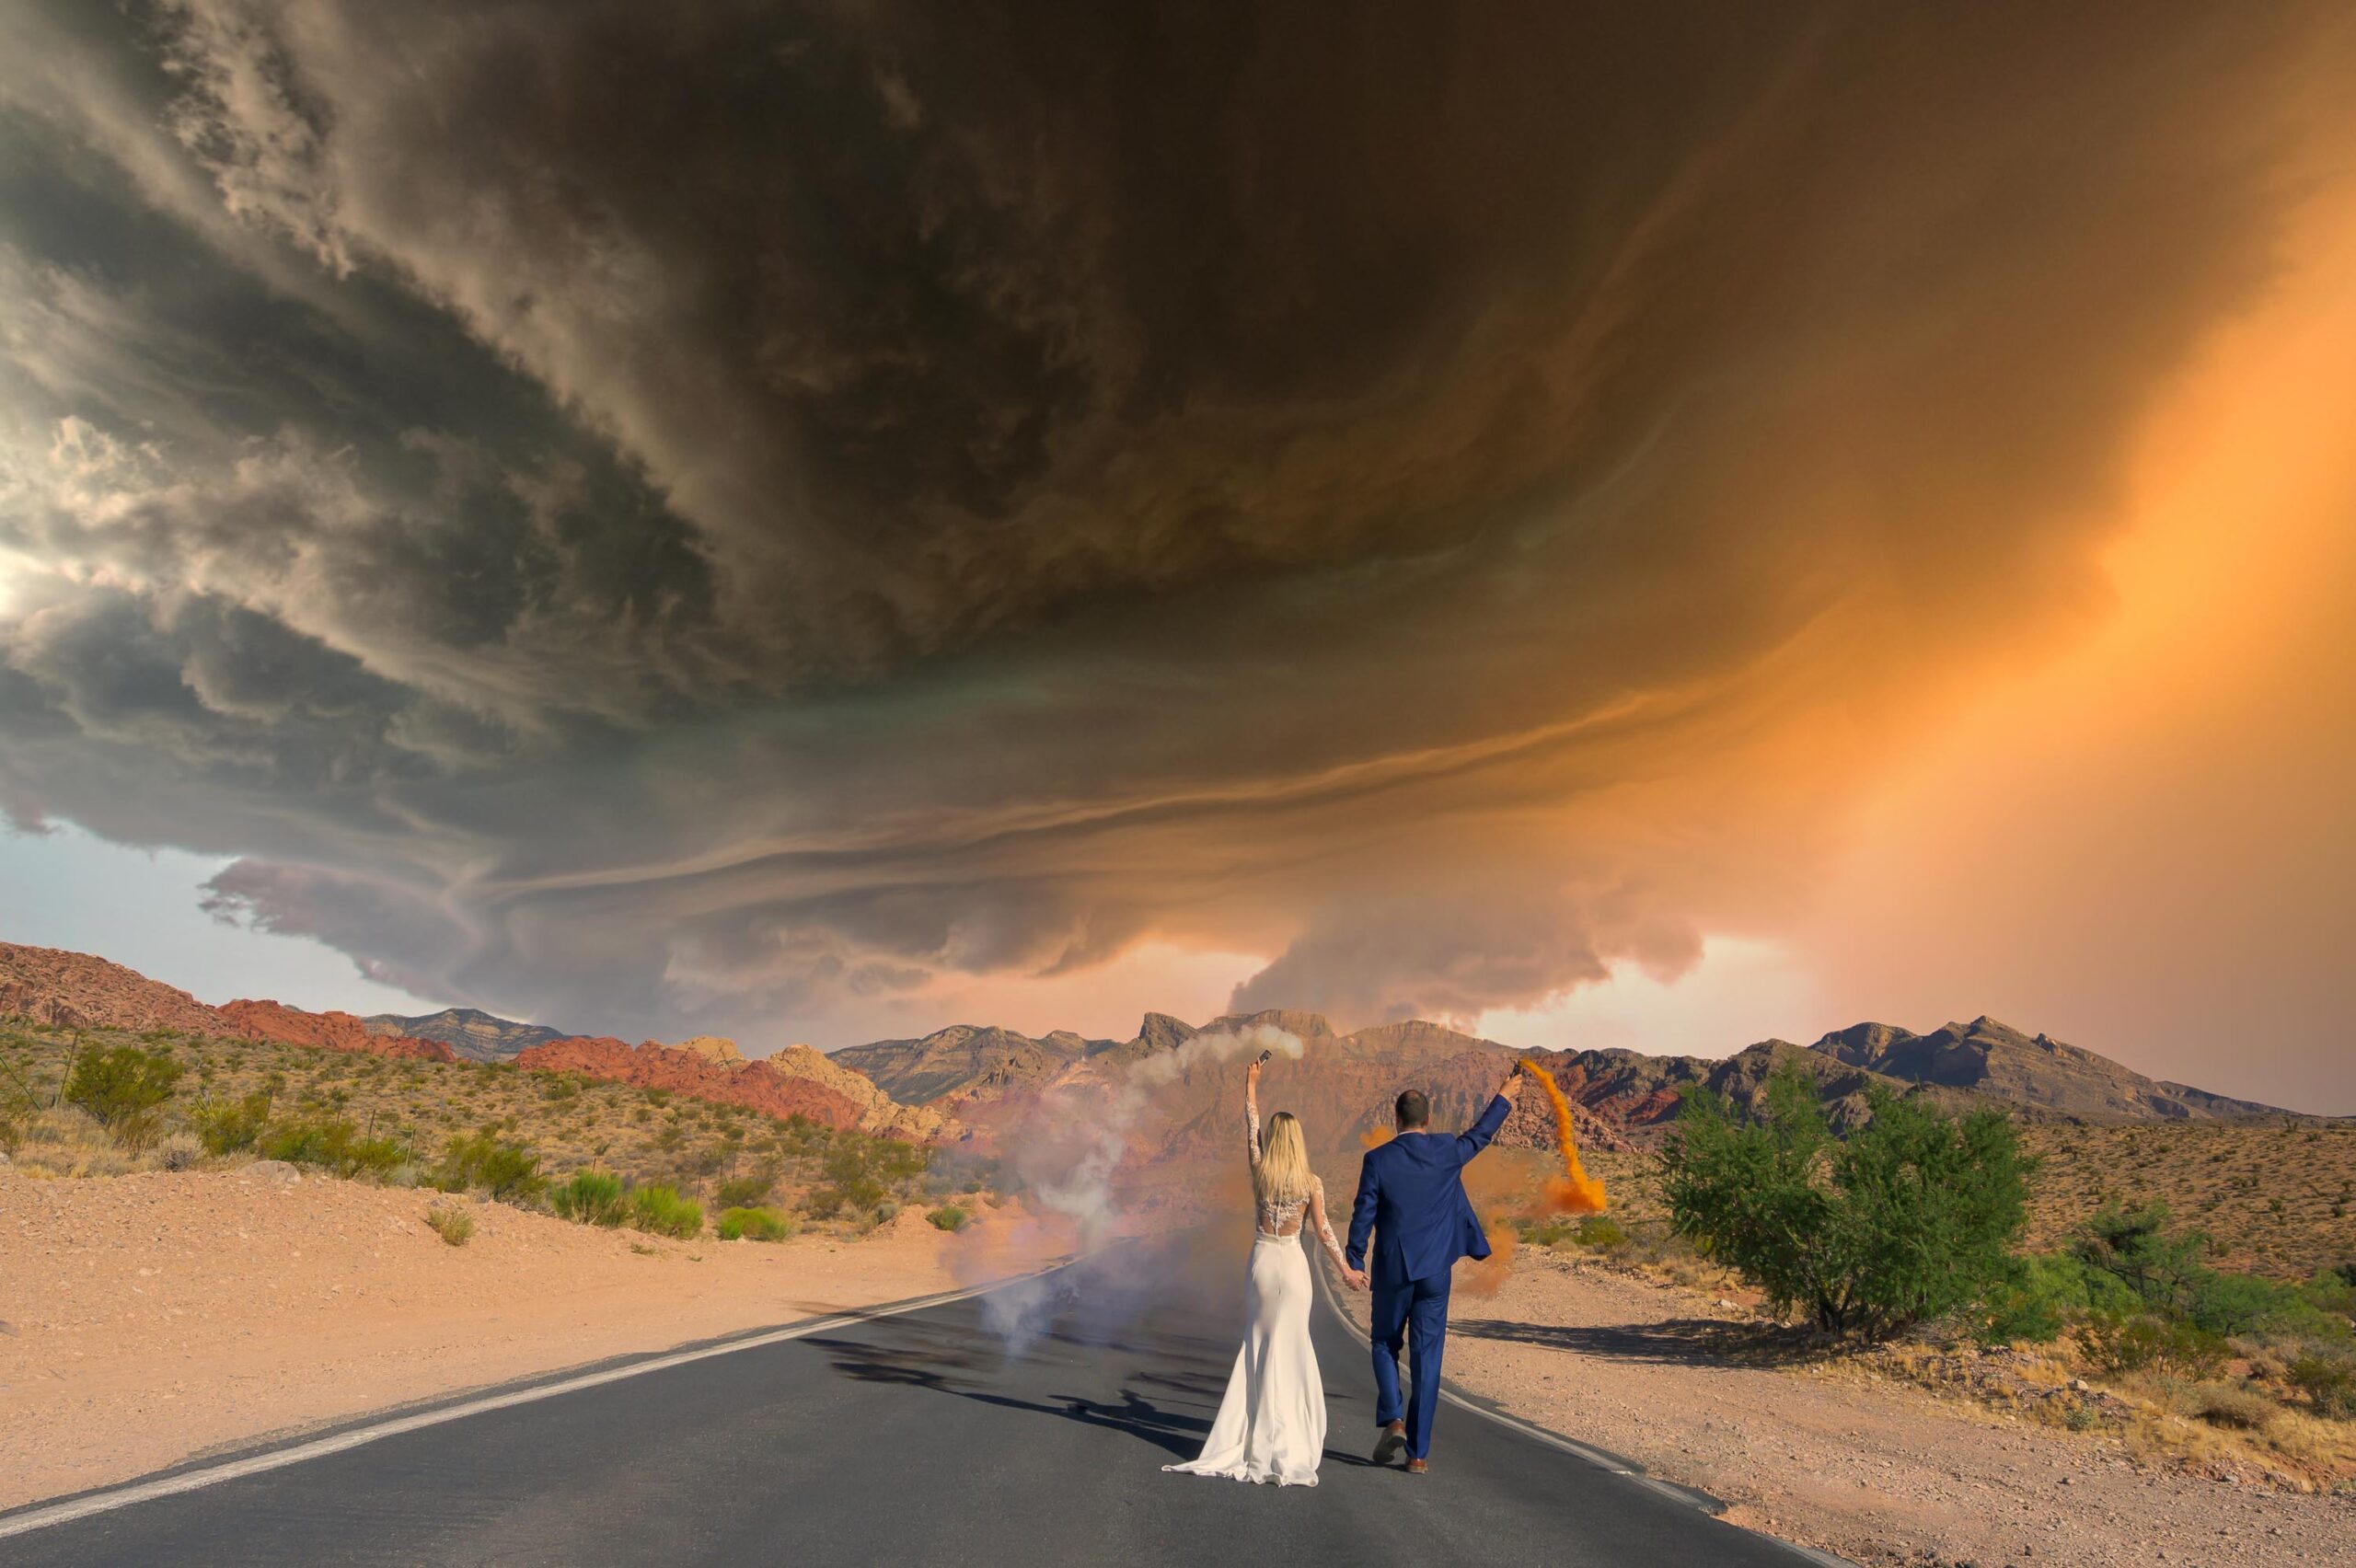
[1517,1058,1607,1214]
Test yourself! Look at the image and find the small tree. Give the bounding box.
[65,1045,184,1132]
[1661,1063,2035,1336]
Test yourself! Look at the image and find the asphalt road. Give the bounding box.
[0,1234,1837,1566]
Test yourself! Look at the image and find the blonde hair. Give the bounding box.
[1254,1111,1311,1206]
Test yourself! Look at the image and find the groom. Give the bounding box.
[1345,1065,1523,1473]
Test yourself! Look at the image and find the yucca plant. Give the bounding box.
[551,1170,628,1226]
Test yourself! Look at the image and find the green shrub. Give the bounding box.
[194,1090,273,1155]
[2078,1309,2229,1379]
[550,1170,627,1227]
[717,1205,793,1241]
[1575,1215,1626,1250]
[927,1204,970,1232]
[2289,1350,2356,1418]
[628,1184,703,1239]
[65,1046,183,1132]
[715,1173,775,1208]
[1661,1064,2034,1335]
[260,1118,409,1178]
[436,1133,547,1202]
[425,1206,474,1246]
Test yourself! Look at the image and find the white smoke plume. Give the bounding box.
[976,1023,1305,1355]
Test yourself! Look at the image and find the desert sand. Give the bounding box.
[0,1166,1065,1511]
[1345,1250,2355,1568]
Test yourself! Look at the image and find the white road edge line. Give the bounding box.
[1311,1258,1854,1567]
[0,1274,1012,1541]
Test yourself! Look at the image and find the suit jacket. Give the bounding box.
[1345,1094,1512,1286]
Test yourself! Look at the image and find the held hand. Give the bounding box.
[1246,1058,1264,1087]
[1345,1268,1370,1291]
[1499,1065,1524,1104]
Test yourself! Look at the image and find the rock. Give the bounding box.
[0,941,232,1033]
[664,1034,747,1067]
[2070,1378,2090,1391]
[243,1160,302,1184]
[218,998,456,1062]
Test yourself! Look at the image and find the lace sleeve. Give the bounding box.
[1246,1086,1262,1168]
[1309,1177,1348,1273]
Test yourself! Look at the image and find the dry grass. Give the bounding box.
[424,1206,474,1246]
[2018,1118,2356,1279]
[4,1106,138,1179]
[0,1022,992,1238]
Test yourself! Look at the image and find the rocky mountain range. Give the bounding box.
[4,938,2309,1169]
[0,942,453,1061]
[360,1008,572,1063]
[832,1006,2302,1154]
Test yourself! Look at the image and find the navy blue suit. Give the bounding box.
[1345,1093,1511,1460]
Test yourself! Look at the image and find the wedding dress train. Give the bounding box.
[1163,1099,1350,1486]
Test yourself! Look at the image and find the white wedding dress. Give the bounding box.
[1163,1097,1351,1487]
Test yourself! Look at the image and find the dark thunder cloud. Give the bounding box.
[0,1,2345,1042]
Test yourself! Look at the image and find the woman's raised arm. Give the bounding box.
[1244,1057,1263,1168]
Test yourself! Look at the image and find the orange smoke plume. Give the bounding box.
[1519,1058,1608,1214]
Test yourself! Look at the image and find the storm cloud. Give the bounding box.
[1,1,2347,1043]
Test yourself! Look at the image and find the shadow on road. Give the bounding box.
[806,1328,1217,1460]
[1452,1316,1828,1368]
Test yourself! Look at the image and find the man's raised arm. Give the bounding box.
[1455,1065,1522,1162]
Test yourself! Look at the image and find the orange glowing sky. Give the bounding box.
[884,192,2356,1111]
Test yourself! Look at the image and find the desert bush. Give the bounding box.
[715,1171,776,1208]
[2288,1350,2356,1418]
[155,1131,205,1171]
[550,1170,628,1226]
[802,1184,848,1220]
[193,1090,273,1155]
[1977,1251,2101,1345]
[927,1204,970,1232]
[425,1206,474,1246]
[436,1133,547,1202]
[717,1205,793,1241]
[2078,1309,2230,1379]
[261,1117,409,1179]
[64,1045,183,1133]
[629,1183,703,1239]
[2186,1382,2277,1431]
[1661,1063,2033,1335]
[1575,1215,1626,1250]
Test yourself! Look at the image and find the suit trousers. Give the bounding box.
[1369,1270,1451,1459]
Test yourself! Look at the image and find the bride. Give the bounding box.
[1164,1055,1367,1486]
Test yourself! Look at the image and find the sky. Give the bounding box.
[0,3,2350,1111]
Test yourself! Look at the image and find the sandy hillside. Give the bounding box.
[1343,1250,2356,1568]
[0,1167,1071,1511]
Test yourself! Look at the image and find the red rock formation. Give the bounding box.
[516,1036,873,1131]
[217,998,457,1063]
[0,942,237,1034]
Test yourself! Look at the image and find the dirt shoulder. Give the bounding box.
[0,1167,1063,1511]
[1342,1250,2355,1568]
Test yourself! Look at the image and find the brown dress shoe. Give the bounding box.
[1405,1458,1428,1474]
[1371,1421,1406,1466]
